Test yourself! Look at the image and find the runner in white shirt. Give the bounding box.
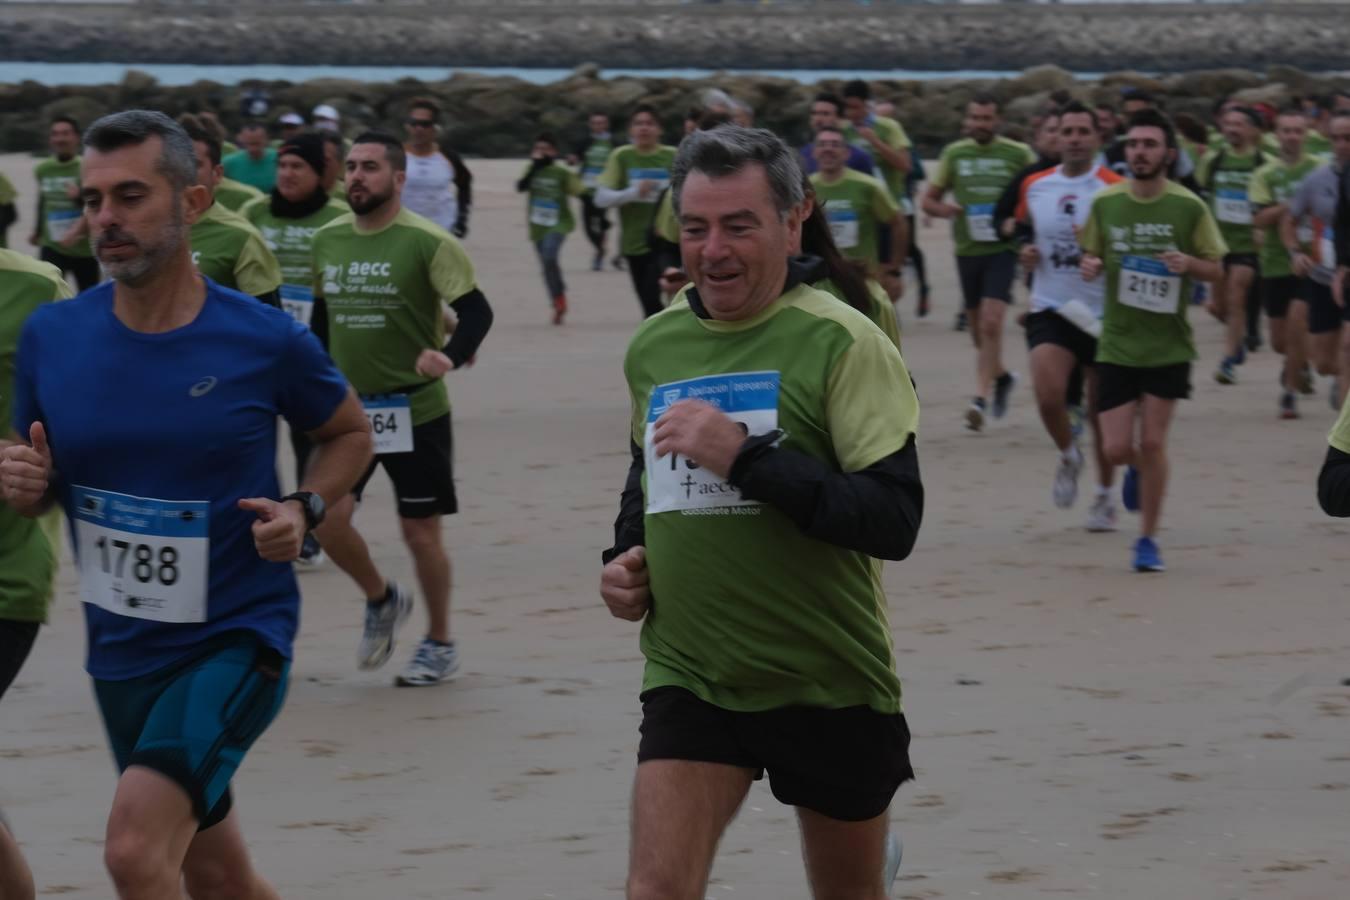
[1014,102,1122,528]
[401,97,471,238]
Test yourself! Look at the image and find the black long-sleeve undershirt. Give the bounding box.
[442,287,493,369]
[602,434,924,564]
[1318,446,1350,517]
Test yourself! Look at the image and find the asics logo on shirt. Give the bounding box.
[189,376,218,397]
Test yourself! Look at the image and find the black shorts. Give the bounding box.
[353,413,457,519]
[0,620,40,702]
[637,686,913,822]
[956,251,1016,309]
[1223,252,1259,272]
[1301,280,1342,335]
[1096,362,1192,413]
[1025,310,1098,368]
[1262,275,1300,319]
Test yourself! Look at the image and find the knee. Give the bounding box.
[104,827,169,894]
[1102,439,1133,467]
[978,310,1004,341]
[399,520,443,554]
[1138,436,1166,459]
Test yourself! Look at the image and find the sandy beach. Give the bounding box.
[2,152,1349,900]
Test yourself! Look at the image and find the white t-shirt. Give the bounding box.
[402,150,458,231]
[1017,164,1121,316]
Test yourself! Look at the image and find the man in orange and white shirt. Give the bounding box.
[1015,101,1122,529]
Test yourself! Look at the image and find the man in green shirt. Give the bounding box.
[600,125,922,900]
[0,173,16,249]
[180,116,282,305]
[30,115,100,292]
[222,122,278,193]
[569,111,621,271]
[923,94,1037,431]
[311,131,494,688]
[1199,105,1266,384]
[1249,108,1321,419]
[595,104,677,318]
[809,125,905,276]
[517,133,584,324]
[1079,110,1226,573]
[841,80,913,302]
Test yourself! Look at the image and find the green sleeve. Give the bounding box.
[1247,166,1274,206]
[655,192,679,244]
[430,236,478,302]
[566,171,585,197]
[868,281,901,350]
[1024,143,1038,166]
[1190,203,1229,260]
[825,330,919,472]
[870,181,900,223]
[1330,393,1350,454]
[1079,199,1104,257]
[598,147,627,191]
[0,174,15,205]
[1196,155,1214,190]
[930,147,954,190]
[239,196,265,225]
[52,272,75,301]
[235,232,283,296]
[891,120,913,150]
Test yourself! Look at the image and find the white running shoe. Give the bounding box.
[1053,445,1084,509]
[1086,492,1118,532]
[883,831,903,889]
[357,583,413,671]
[396,638,460,687]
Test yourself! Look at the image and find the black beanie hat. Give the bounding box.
[277,133,326,176]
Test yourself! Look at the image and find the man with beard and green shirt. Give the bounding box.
[310,131,494,687]
[1079,109,1225,574]
[595,104,678,318]
[923,94,1037,432]
[809,125,906,276]
[31,116,100,291]
[517,132,584,325]
[570,111,621,272]
[180,115,282,305]
[1199,105,1266,383]
[1248,108,1322,418]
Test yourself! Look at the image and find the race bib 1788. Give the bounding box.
[72,486,210,624]
[644,371,780,515]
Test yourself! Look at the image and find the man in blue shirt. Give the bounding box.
[0,111,372,900]
[799,93,875,177]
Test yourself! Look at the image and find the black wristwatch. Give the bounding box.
[281,491,326,531]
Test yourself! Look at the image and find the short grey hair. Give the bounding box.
[83,110,197,191]
[671,125,805,220]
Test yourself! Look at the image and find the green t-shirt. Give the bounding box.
[311,207,478,426]
[190,202,283,297]
[215,178,265,212]
[1306,130,1333,158]
[34,156,92,257]
[0,250,72,621]
[1196,146,1264,255]
[240,194,350,326]
[810,169,900,270]
[931,137,1037,257]
[1080,181,1228,368]
[842,115,912,202]
[222,149,279,193]
[816,277,901,350]
[624,281,920,714]
[578,135,615,195]
[1248,154,1321,278]
[522,161,583,242]
[1329,391,1350,454]
[598,144,677,257]
[654,190,679,245]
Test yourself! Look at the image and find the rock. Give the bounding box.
[1008,65,1076,98]
[1231,83,1293,110]
[118,68,158,103]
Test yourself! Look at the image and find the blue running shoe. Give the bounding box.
[1122,465,1139,513]
[1133,536,1165,572]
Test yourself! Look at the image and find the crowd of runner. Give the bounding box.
[2,82,1350,899]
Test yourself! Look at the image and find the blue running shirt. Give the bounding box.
[12,279,349,679]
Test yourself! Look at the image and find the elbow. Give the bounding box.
[1317,469,1348,517]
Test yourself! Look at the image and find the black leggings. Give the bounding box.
[906,215,929,293]
[581,194,610,253]
[0,620,40,702]
[626,252,664,318]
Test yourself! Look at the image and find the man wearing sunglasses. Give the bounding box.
[401,97,472,240]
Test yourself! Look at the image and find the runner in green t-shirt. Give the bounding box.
[569,112,622,271]
[310,131,493,688]
[214,177,264,212]
[0,249,71,706]
[595,104,677,318]
[599,125,920,899]
[1078,110,1226,574]
[0,173,16,249]
[1248,109,1321,418]
[923,94,1037,431]
[1197,105,1266,384]
[179,115,282,304]
[30,116,100,291]
[517,133,584,324]
[808,125,905,276]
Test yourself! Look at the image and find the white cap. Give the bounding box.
[312,104,340,122]
[278,112,304,126]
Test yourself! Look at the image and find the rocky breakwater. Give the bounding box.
[1,64,1347,157]
[1,2,1349,72]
